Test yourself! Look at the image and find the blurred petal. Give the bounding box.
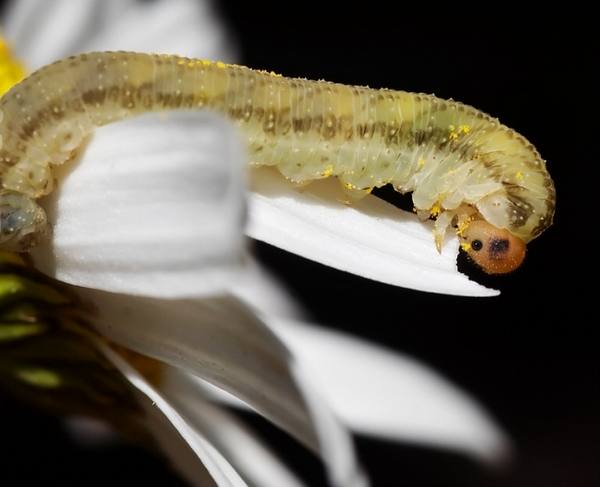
[64,416,119,447]
[183,367,371,484]
[247,167,499,297]
[290,359,369,487]
[3,0,137,69]
[31,113,245,298]
[83,0,235,61]
[98,342,247,487]
[270,318,511,466]
[2,0,233,70]
[78,290,366,487]
[184,319,511,465]
[160,367,307,487]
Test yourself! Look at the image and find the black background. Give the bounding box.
[1,2,596,486]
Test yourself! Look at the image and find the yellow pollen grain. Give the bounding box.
[456,218,472,236]
[418,157,426,168]
[460,242,472,252]
[515,171,524,180]
[0,35,26,97]
[430,203,441,217]
[321,164,334,177]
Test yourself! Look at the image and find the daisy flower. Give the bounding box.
[0,0,508,485]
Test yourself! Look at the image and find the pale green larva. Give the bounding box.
[0,52,555,273]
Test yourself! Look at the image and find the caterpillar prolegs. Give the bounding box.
[0,52,555,273]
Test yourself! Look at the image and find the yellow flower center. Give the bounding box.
[0,35,26,97]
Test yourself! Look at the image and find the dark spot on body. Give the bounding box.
[82,88,107,105]
[507,194,534,227]
[312,115,323,132]
[489,238,509,256]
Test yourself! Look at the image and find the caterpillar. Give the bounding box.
[0,52,555,274]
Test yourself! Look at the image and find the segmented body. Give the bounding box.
[0,51,554,249]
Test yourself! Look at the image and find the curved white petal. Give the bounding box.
[3,0,233,70]
[180,376,253,411]
[160,367,307,487]
[269,318,511,466]
[184,367,371,485]
[98,341,248,487]
[248,167,499,297]
[290,360,369,487]
[31,113,245,298]
[79,289,367,487]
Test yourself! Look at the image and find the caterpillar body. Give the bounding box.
[0,52,555,273]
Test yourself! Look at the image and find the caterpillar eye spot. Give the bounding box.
[471,239,483,251]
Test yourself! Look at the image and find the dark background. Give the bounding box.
[1,2,596,486]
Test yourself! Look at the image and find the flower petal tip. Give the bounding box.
[247,167,499,298]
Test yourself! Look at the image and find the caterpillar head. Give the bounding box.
[460,219,526,274]
[0,192,49,251]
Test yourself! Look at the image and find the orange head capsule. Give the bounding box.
[460,220,526,274]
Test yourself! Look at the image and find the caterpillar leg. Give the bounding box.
[433,211,454,253]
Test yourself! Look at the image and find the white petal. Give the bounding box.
[2,0,234,70]
[247,167,499,297]
[31,113,245,298]
[160,367,307,487]
[98,341,248,487]
[161,371,370,487]
[83,0,235,62]
[179,376,253,412]
[175,368,368,487]
[289,360,369,487]
[270,318,511,465]
[3,0,135,69]
[79,289,366,487]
